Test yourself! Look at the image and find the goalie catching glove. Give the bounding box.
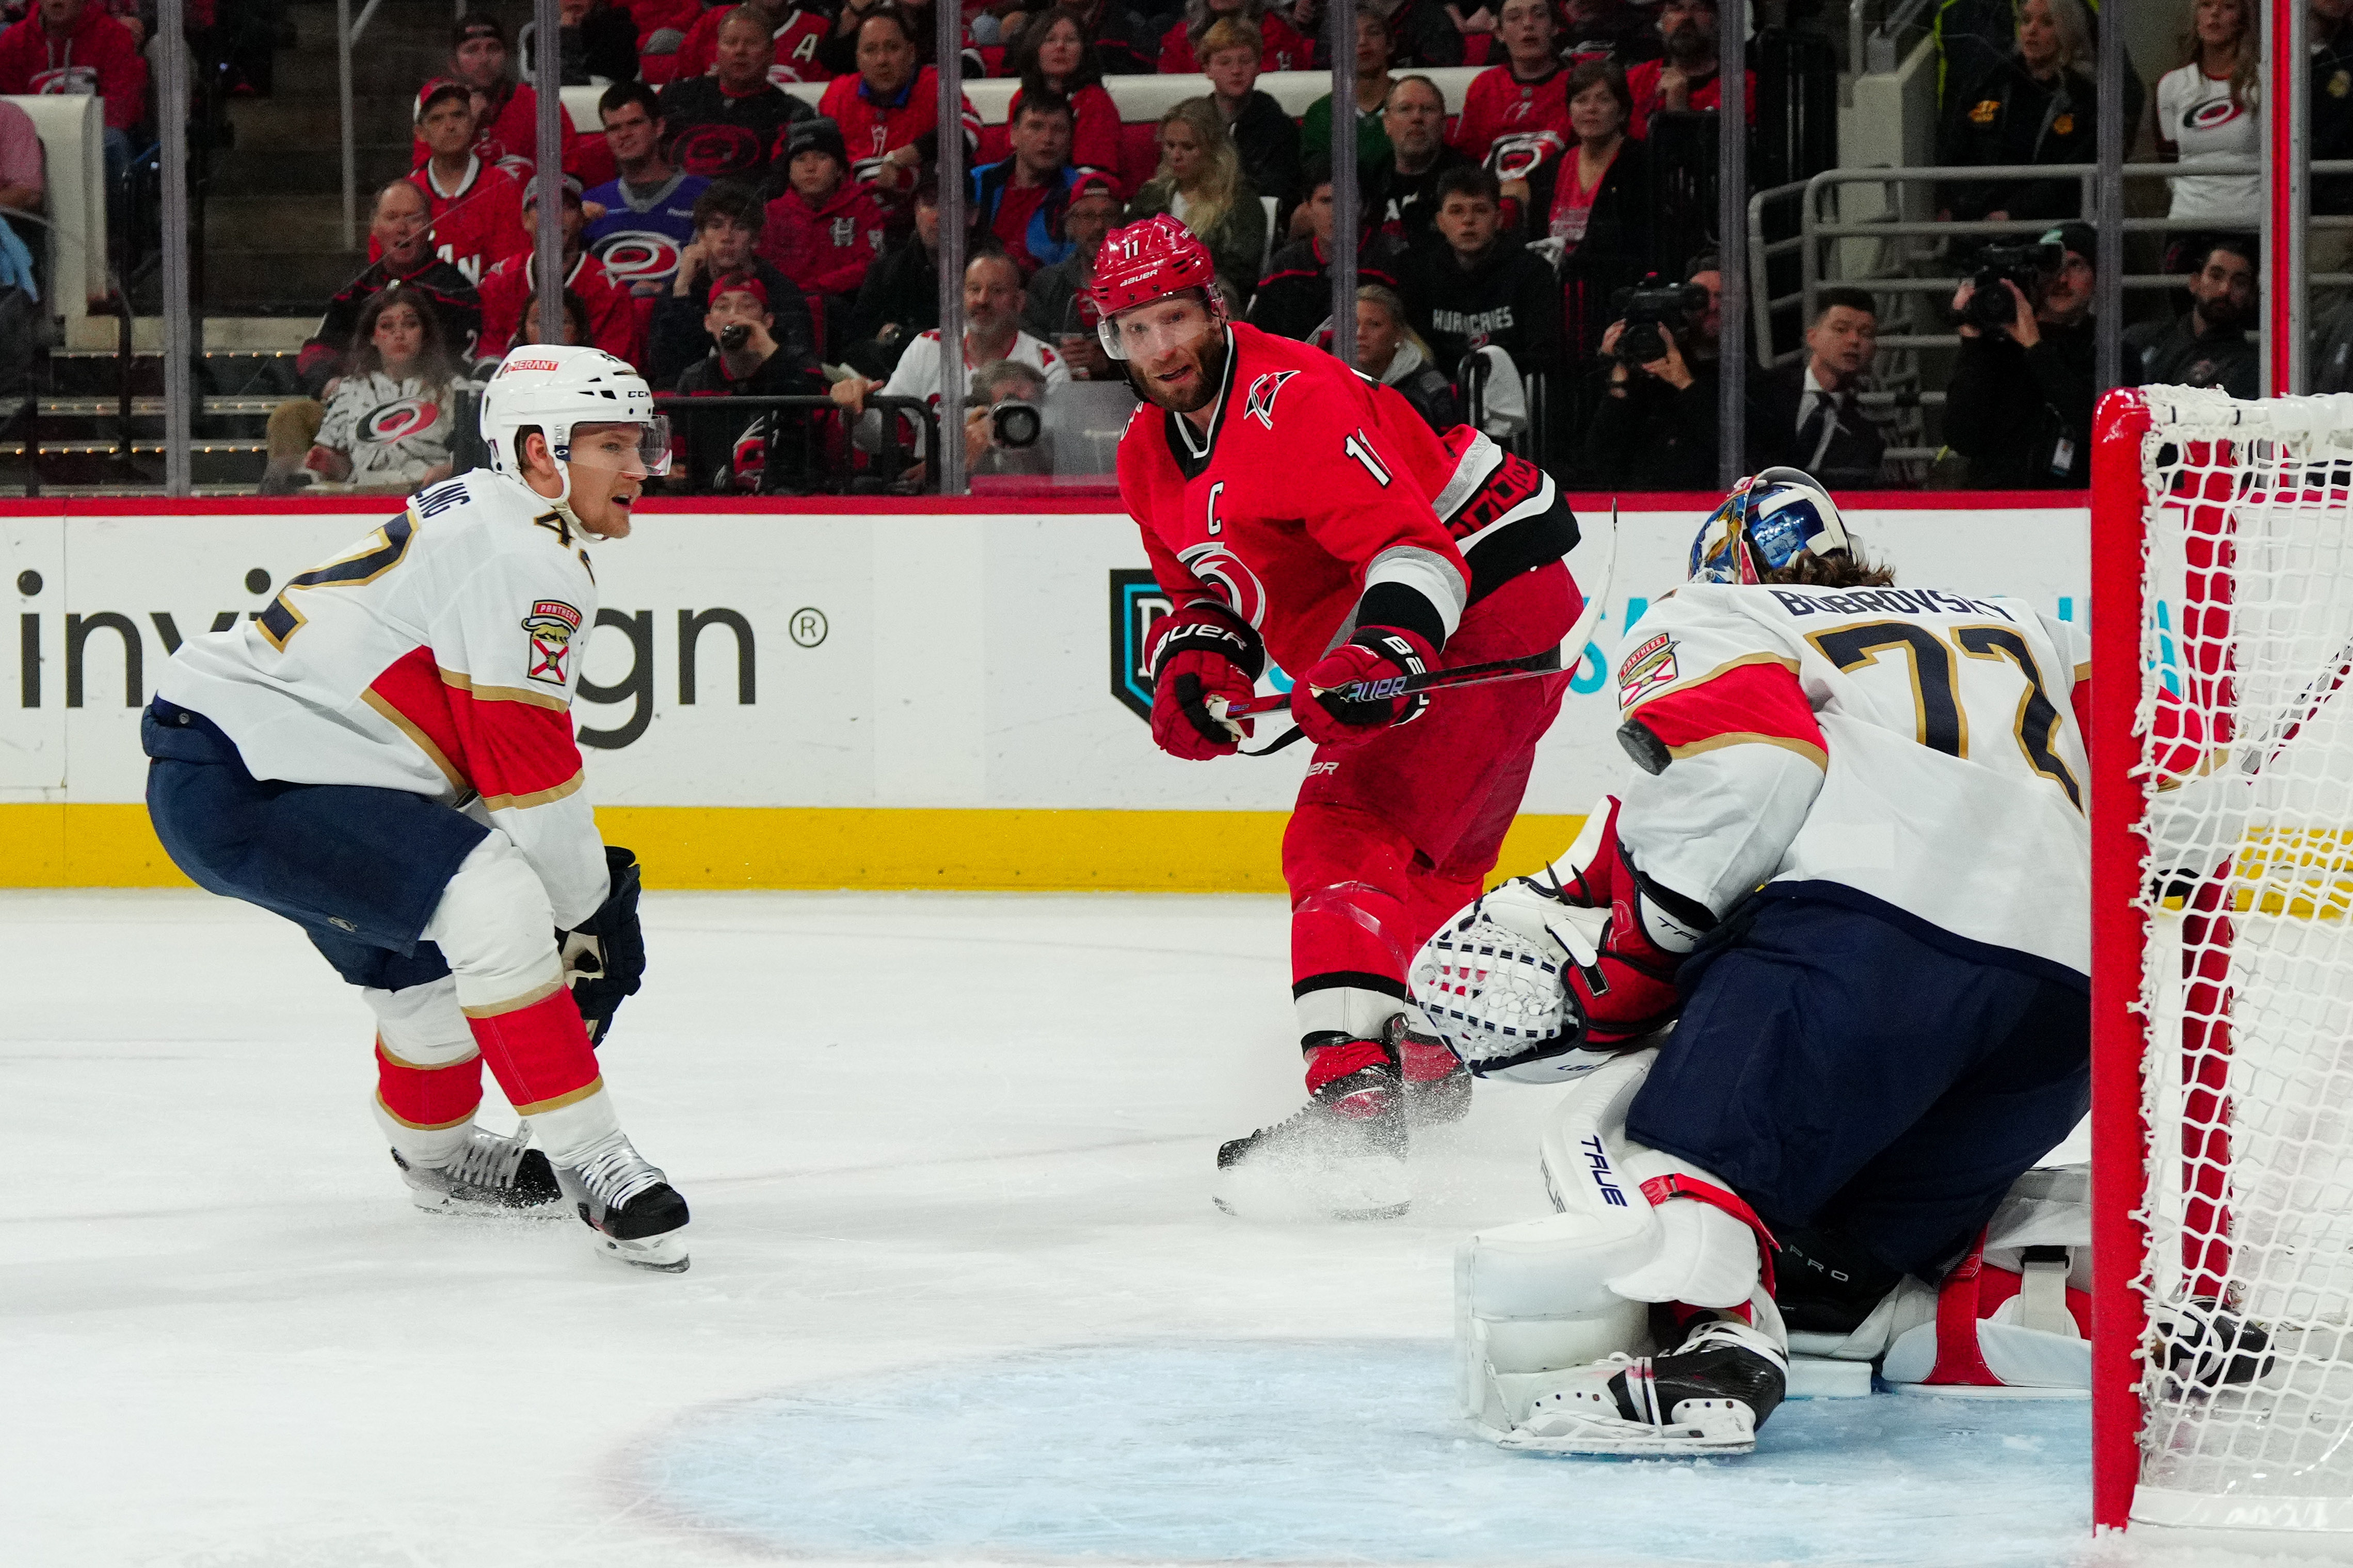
[559,844,647,1045]
[1148,601,1264,761]
[1410,798,1689,1081]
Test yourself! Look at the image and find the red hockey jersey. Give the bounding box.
[475,250,644,364]
[674,2,832,83]
[373,155,530,287]
[1450,62,1572,167]
[1117,322,1576,677]
[818,67,982,185]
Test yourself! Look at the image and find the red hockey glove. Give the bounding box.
[1148,602,1263,762]
[1293,627,1436,749]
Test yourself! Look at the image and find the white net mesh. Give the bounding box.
[2130,389,2353,1531]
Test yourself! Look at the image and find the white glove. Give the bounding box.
[1410,879,1626,1083]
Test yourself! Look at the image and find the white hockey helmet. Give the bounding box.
[478,344,670,501]
[1688,466,1852,585]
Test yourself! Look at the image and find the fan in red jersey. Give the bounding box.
[1098,215,1583,1220]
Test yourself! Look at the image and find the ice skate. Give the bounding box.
[391,1125,564,1217]
[1501,1315,1788,1456]
[554,1130,692,1272]
[1214,1048,1408,1221]
[1397,1021,1474,1128]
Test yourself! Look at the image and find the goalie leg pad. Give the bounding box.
[1461,1051,1779,1434]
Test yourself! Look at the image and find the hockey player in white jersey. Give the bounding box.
[1418,469,2114,1452]
[143,345,693,1272]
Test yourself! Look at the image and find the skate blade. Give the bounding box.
[1212,1155,1410,1222]
[409,1192,566,1220]
[589,1228,691,1272]
[1497,1419,1757,1457]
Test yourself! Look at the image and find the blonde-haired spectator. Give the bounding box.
[1128,97,1267,303]
[1199,17,1299,219]
[1354,283,1453,431]
[2152,0,2260,231]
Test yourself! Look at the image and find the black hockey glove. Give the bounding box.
[562,845,646,1046]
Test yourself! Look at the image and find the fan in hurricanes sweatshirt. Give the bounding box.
[758,117,889,329]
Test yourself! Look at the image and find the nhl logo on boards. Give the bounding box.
[522,599,584,686]
[1616,632,1678,709]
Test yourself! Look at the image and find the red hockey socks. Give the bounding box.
[464,988,611,1161]
[374,1037,485,1131]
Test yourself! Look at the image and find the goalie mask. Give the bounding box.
[1689,467,1852,585]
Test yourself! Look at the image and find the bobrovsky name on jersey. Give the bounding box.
[2,501,2086,815]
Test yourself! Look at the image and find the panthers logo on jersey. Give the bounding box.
[522,600,584,686]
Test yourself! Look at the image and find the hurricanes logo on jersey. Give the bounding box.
[593,231,684,286]
[1242,370,1298,430]
[522,599,584,686]
[2184,96,2246,131]
[1487,130,1564,182]
[1177,542,1268,628]
[356,397,442,445]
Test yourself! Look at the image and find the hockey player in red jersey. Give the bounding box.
[143,346,692,1273]
[1098,215,1582,1220]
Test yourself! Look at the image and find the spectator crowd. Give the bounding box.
[0,0,2328,492]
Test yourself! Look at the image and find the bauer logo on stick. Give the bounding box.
[523,600,584,686]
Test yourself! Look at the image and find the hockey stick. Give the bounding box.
[2239,628,2353,775]
[1209,500,1622,725]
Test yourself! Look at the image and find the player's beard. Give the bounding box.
[1127,326,1230,415]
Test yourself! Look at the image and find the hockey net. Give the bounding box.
[2092,386,2353,1543]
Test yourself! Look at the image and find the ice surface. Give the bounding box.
[0,890,2263,1567]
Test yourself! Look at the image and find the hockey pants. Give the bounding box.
[1626,887,2091,1280]
[1285,561,1577,1054]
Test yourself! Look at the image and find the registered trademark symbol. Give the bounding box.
[789,607,828,648]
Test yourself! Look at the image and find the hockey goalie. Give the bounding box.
[1414,470,2253,1454]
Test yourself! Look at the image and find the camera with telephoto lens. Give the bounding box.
[718,324,751,352]
[1608,282,1708,368]
[1963,240,2062,333]
[990,399,1042,449]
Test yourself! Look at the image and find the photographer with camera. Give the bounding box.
[674,273,826,492]
[1579,252,1746,490]
[962,359,1058,479]
[1942,221,2097,488]
[2123,234,2257,398]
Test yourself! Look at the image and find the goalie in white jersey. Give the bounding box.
[143,345,693,1272]
[1419,470,2112,1453]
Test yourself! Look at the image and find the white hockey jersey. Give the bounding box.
[1608,581,2091,980]
[157,471,610,927]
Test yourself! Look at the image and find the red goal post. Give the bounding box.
[2090,385,2353,1549]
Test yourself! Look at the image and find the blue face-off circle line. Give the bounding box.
[615,1338,2091,1567]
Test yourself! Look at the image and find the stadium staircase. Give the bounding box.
[6,0,449,492]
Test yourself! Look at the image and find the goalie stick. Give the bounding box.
[1208,502,1622,726]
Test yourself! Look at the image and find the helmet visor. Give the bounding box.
[1097,292,1217,362]
[561,416,673,477]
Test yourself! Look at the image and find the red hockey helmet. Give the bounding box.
[1087,215,1224,359]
